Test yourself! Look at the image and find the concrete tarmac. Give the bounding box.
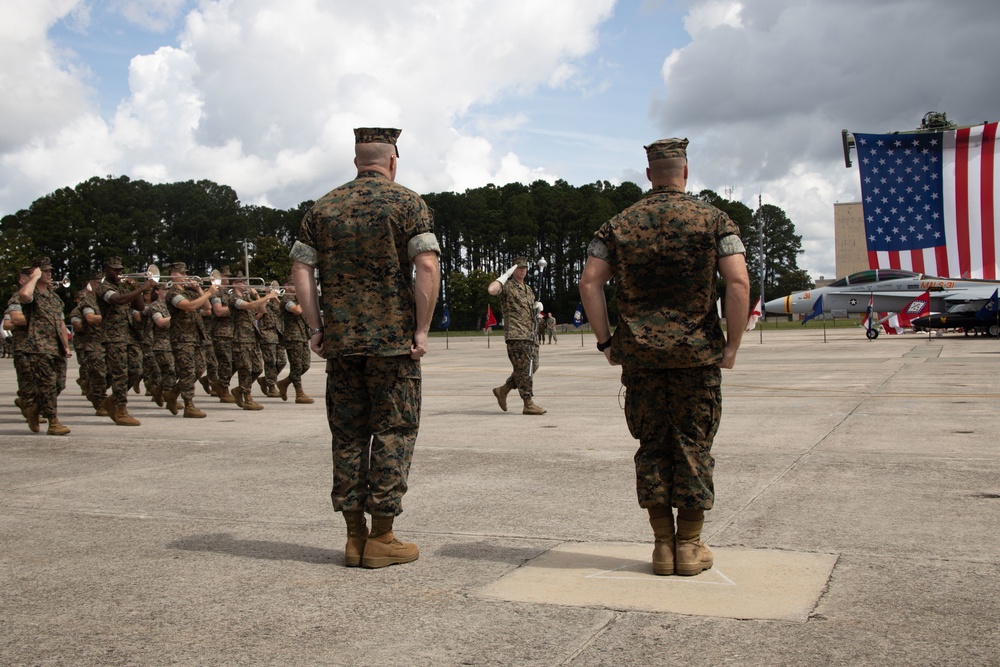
[1,328,999,666]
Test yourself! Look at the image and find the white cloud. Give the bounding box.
[0,0,613,216]
[111,0,190,32]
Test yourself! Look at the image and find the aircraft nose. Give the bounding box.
[764,296,790,314]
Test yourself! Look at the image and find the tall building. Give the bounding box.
[834,202,868,278]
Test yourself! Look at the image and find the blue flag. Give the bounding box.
[438,306,451,329]
[801,295,824,325]
[975,290,999,319]
[572,302,585,328]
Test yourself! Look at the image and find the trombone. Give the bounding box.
[165,269,224,289]
[268,280,295,296]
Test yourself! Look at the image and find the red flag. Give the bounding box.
[895,290,930,327]
[484,304,497,332]
[745,297,762,332]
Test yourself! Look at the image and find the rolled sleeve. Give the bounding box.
[718,234,746,257]
[289,240,317,266]
[587,238,611,263]
[407,232,441,260]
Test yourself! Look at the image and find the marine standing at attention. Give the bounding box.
[291,126,440,569]
[579,137,750,577]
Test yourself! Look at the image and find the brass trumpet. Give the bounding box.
[165,269,223,289]
[119,265,160,281]
[61,275,71,288]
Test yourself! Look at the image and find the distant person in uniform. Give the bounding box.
[291,126,441,569]
[487,258,546,415]
[545,312,557,344]
[579,137,750,577]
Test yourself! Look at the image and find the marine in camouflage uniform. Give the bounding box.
[96,257,155,426]
[227,278,276,410]
[149,287,176,406]
[77,281,109,414]
[165,262,217,418]
[6,270,35,419]
[487,257,546,415]
[199,299,219,397]
[276,284,313,404]
[18,258,72,435]
[290,126,441,569]
[209,271,236,403]
[139,291,160,398]
[68,291,93,399]
[579,137,750,577]
[256,292,285,397]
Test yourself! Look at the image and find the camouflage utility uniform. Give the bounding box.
[497,279,540,400]
[280,294,311,392]
[96,279,140,410]
[20,285,68,422]
[6,292,34,410]
[258,296,285,393]
[229,290,264,397]
[150,299,176,395]
[167,285,207,402]
[291,170,440,517]
[588,186,744,511]
[77,290,108,407]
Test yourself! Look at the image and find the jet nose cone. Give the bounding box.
[764,297,789,314]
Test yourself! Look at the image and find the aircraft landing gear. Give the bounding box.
[866,328,879,340]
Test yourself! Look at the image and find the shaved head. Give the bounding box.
[355,142,396,168]
[647,157,687,189]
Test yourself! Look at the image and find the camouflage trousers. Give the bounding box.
[213,337,234,385]
[282,341,311,385]
[171,342,199,400]
[622,365,721,511]
[259,342,286,386]
[503,339,540,399]
[25,352,67,419]
[153,348,176,392]
[202,340,218,384]
[105,341,140,407]
[80,345,108,403]
[141,343,159,389]
[233,341,262,392]
[326,355,421,516]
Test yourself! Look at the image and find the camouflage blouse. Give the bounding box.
[498,280,537,342]
[21,287,66,356]
[589,186,744,369]
[167,286,205,343]
[291,171,440,357]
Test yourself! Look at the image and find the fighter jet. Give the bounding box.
[764,269,1000,318]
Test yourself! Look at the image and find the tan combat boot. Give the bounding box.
[215,383,236,404]
[675,513,714,576]
[266,384,281,398]
[46,416,71,436]
[199,375,212,395]
[343,510,369,567]
[276,377,292,401]
[294,384,315,404]
[362,515,419,569]
[100,396,119,423]
[648,507,675,576]
[151,385,164,407]
[183,399,206,418]
[522,398,547,415]
[241,391,263,411]
[163,389,180,415]
[26,404,40,433]
[231,387,245,408]
[492,384,511,412]
[256,377,268,394]
[114,406,141,426]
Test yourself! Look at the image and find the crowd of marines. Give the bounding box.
[3,255,314,436]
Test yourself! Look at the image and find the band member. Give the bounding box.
[209,267,236,403]
[164,262,217,418]
[276,279,314,403]
[227,273,278,410]
[257,287,285,397]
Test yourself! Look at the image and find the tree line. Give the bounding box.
[0,175,813,329]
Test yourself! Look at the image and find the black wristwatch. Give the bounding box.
[596,338,612,352]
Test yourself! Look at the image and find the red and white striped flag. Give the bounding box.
[855,122,999,279]
[746,296,762,332]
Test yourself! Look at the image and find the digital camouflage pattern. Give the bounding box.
[291,171,440,357]
[22,287,65,357]
[95,280,134,344]
[326,355,420,515]
[500,340,539,400]
[280,295,310,385]
[166,286,206,343]
[497,280,537,341]
[624,366,720,510]
[228,292,258,343]
[589,186,743,369]
[210,290,234,339]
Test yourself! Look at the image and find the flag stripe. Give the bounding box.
[982,122,997,279]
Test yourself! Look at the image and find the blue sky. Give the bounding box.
[3,0,1000,280]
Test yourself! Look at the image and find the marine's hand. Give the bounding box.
[603,348,617,366]
[410,331,429,359]
[496,265,517,285]
[309,332,324,357]
[718,346,738,369]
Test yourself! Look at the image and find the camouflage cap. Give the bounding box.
[644,137,688,162]
[513,257,528,268]
[104,256,124,269]
[354,127,401,157]
[32,256,53,270]
[19,266,33,276]
[169,261,187,273]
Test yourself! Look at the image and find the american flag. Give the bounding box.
[855,122,999,279]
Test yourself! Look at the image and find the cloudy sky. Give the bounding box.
[3,0,999,280]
